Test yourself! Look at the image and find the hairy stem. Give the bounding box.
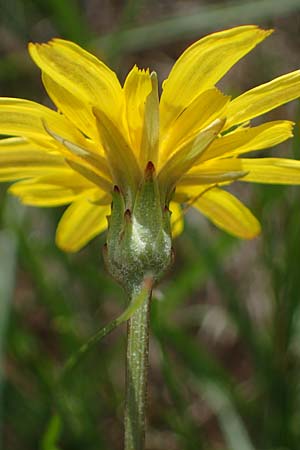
[124,286,152,450]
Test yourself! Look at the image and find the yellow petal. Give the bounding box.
[93,107,141,201]
[123,65,152,157]
[29,39,123,120]
[158,118,225,197]
[240,158,300,184]
[42,73,98,141]
[43,124,111,187]
[180,170,246,186]
[160,25,272,130]
[140,72,160,168]
[226,70,300,128]
[174,184,212,203]
[9,174,93,206]
[56,196,110,252]
[159,88,229,165]
[0,99,107,189]
[201,120,294,162]
[185,157,300,186]
[0,137,69,181]
[193,187,261,239]
[169,201,184,238]
[181,157,250,186]
[65,159,111,192]
[0,98,85,146]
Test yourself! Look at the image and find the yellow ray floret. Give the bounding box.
[56,195,111,252]
[0,25,300,251]
[193,187,261,239]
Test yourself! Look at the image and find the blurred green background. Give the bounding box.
[1,1,300,449]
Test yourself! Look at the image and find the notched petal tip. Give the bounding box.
[260,27,274,37]
[28,40,51,56]
[29,38,73,50]
[289,121,295,134]
[242,25,273,40]
[50,37,70,45]
[129,64,151,77]
[28,41,42,49]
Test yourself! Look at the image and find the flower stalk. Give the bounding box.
[104,162,173,450]
[124,285,152,450]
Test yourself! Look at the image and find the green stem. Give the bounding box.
[124,286,152,450]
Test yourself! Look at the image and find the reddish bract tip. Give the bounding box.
[145,161,156,180]
[124,209,132,222]
[113,185,120,193]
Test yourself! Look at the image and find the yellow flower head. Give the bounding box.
[1,25,300,252]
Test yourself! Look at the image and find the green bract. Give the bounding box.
[104,162,173,293]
